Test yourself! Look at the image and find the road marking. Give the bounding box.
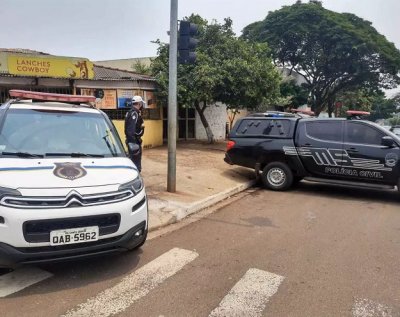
[209,268,284,317]
[63,248,198,317]
[0,267,53,298]
[352,298,396,317]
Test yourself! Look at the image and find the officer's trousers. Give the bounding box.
[129,143,142,172]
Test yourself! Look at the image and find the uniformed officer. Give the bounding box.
[125,96,145,172]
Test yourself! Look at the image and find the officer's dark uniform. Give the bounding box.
[125,106,144,172]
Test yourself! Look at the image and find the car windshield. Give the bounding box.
[0,108,125,158]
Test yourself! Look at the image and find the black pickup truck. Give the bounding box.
[225,112,400,192]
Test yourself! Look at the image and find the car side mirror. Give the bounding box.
[382,136,396,148]
[128,142,140,154]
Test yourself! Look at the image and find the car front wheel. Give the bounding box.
[262,162,293,191]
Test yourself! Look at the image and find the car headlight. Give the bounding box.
[0,186,21,199]
[118,174,144,194]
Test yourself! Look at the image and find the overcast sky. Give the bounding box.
[2,0,400,61]
[2,0,400,96]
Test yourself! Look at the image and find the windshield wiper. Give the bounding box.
[45,152,105,158]
[102,133,118,157]
[1,151,44,158]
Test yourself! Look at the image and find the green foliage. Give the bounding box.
[334,89,376,117]
[152,14,281,142]
[333,89,400,121]
[279,79,309,108]
[131,61,151,75]
[388,116,400,126]
[151,14,281,114]
[370,92,399,121]
[242,2,400,115]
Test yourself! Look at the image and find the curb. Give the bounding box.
[148,179,256,232]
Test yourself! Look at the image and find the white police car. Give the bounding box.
[0,90,148,267]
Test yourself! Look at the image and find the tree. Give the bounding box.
[388,116,400,126]
[131,61,151,75]
[334,89,377,117]
[242,1,400,115]
[369,92,399,121]
[279,79,309,109]
[151,15,281,143]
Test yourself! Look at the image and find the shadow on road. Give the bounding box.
[253,180,400,205]
[5,245,146,299]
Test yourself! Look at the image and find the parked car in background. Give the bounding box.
[0,90,148,268]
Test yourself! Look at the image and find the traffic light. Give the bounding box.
[178,21,199,64]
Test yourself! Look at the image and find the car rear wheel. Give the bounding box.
[262,162,293,191]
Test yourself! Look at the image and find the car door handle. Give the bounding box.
[302,143,313,147]
[346,147,358,153]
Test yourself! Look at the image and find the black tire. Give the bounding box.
[261,162,294,191]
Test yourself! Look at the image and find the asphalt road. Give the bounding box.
[1,182,400,317]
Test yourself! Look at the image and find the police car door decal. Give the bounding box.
[283,146,394,179]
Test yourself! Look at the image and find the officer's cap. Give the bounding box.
[132,96,144,104]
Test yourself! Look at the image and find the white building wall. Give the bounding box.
[195,103,227,141]
[279,67,307,86]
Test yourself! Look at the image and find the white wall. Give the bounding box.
[279,67,307,86]
[195,103,227,141]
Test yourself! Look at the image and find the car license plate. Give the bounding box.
[50,226,99,246]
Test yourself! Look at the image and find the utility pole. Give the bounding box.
[167,0,178,192]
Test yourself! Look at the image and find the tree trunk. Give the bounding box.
[194,101,215,144]
[314,97,327,117]
[327,97,335,118]
[227,108,239,131]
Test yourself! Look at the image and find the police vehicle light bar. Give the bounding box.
[346,110,370,120]
[346,110,370,116]
[291,109,315,116]
[251,111,297,118]
[9,90,96,103]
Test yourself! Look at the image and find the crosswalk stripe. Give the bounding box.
[62,248,199,317]
[209,268,284,317]
[352,298,396,317]
[0,267,53,298]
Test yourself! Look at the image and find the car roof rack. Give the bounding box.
[249,111,298,118]
[346,110,370,120]
[9,90,96,107]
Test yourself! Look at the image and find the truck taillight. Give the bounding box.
[227,140,236,151]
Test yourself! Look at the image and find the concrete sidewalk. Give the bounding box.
[141,141,256,231]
